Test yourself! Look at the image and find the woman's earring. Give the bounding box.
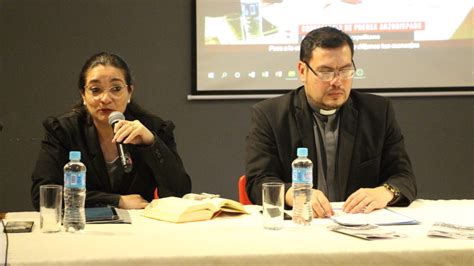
[127,98,131,103]
[83,101,86,106]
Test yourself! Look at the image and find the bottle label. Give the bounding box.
[64,171,86,189]
[292,167,312,184]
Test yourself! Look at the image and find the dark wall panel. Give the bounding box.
[0,0,472,211]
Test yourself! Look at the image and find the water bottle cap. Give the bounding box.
[297,147,308,157]
[69,151,81,160]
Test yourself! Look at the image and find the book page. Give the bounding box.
[0,221,5,265]
[205,198,248,214]
[182,193,249,214]
[143,197,217,223]
[151,197,218,212]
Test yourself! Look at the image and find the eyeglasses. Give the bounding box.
[84,84,128,100]
[304,61,356,82]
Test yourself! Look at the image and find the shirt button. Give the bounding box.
[154,150,162,158]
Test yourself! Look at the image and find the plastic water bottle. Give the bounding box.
[63,151,86,232]
[292,147,313,225]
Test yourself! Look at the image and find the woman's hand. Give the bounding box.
[112,119,155,145]
[118,194,149,209]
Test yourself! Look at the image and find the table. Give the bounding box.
[2,199,473,265]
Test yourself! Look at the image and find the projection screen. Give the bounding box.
[192,0,474,99]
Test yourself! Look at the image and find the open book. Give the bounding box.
[143,194,249,223]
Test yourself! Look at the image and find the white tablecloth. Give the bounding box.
[3,199,474,266]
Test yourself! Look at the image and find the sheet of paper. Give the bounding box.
[329,224,407,240]
[330,208,419,226]
[427,222,474,240]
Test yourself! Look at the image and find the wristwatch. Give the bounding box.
[383,183,400,205]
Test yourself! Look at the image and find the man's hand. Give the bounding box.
[285,187,334,218]
[310,189,334,218]
[118,194,149,209]
[343,186,394,214]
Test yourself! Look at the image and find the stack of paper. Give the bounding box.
[427,222,474,240]
[328,224,407,240]
[330,208,419,226]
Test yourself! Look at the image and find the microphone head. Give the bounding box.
[108,111,125,126]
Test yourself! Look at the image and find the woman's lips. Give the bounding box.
[98,109,114,114]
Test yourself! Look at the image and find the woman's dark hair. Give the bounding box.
[78,52,134,93]
[73,53,157,123]
[299,26,354,63]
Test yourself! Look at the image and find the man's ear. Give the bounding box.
[297,61,307,82]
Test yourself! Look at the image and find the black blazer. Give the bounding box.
[245,87,416,205]
[31,104,191,210]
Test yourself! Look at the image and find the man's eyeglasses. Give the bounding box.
[84,84,128,100]
[304,61,356,82]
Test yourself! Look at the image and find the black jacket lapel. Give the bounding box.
[294,88,318,183]
[337,96,358,199]
[84,115,112,191]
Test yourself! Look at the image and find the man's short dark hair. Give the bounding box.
[299,26,354,62]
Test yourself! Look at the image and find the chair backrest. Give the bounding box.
[238,175,253,205]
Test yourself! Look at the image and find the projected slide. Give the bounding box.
[195,0,474,95]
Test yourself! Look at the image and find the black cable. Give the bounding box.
[1,219,8,266]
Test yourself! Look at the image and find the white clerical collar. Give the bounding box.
[319,108,337,116]
[305,94,338,116]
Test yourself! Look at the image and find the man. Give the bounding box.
[245,26,416,217]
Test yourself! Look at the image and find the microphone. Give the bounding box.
[108,111,133,173]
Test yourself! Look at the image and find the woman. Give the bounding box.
[31,52,191,210]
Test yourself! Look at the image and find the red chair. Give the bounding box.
[238,175,253,205]
[154,188,159,199]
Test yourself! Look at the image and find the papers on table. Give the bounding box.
[330,208,419,226]
[327,207,417,240]
[427,222,474,240]
[328,224,407,240]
